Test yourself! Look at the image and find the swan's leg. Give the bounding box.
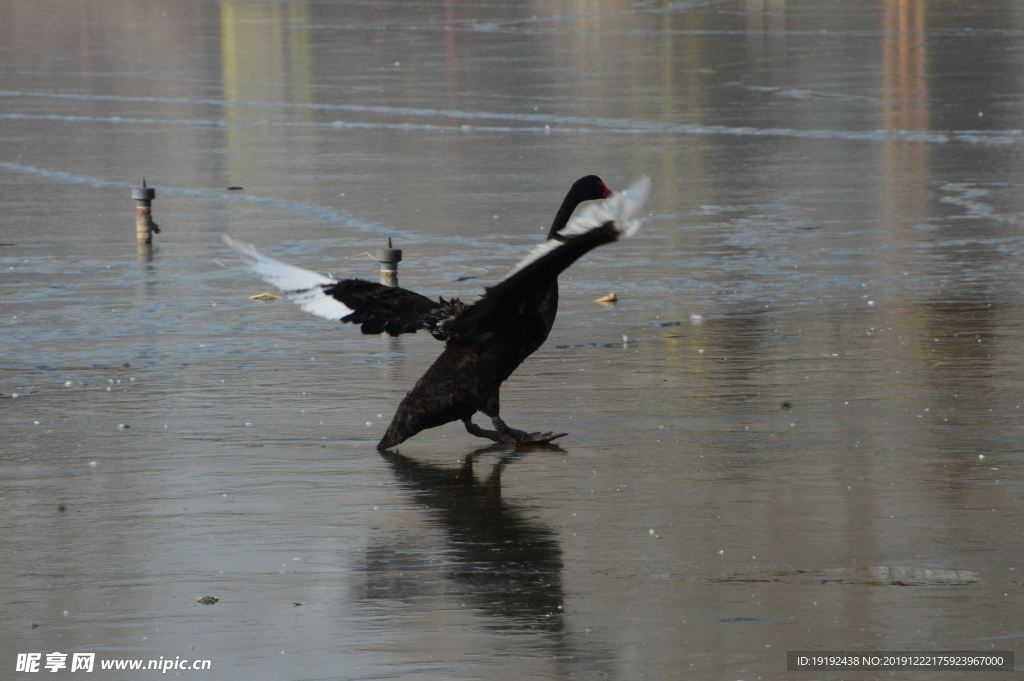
[463,417,516,444]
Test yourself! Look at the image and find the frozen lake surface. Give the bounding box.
[3,0,1024,679]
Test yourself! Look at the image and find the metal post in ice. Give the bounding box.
[132,178,159,246]
[376,238,402,287]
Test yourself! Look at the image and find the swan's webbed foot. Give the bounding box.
[513,430,568,445]
[492,416,568,445]
[463,417,567,445]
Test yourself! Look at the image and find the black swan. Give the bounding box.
[225,175,649,449]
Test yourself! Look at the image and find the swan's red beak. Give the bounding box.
[601,182,613,198]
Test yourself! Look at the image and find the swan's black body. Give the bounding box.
[229,175,637,449]
[344,176,612,449]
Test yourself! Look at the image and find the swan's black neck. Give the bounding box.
[538,175,610,335]
[546,175,609,240]
[547,197,580,240]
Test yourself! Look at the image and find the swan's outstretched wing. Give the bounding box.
[223,235,353,320]
[324,279,464,337]
[223,236,462,338]
[443,177,650,341]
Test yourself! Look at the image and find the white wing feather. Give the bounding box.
[223,236,354,320]
[503,176,650,279]
[223,235,335,290]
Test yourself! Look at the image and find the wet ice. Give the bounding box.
[3,1,1024,680]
